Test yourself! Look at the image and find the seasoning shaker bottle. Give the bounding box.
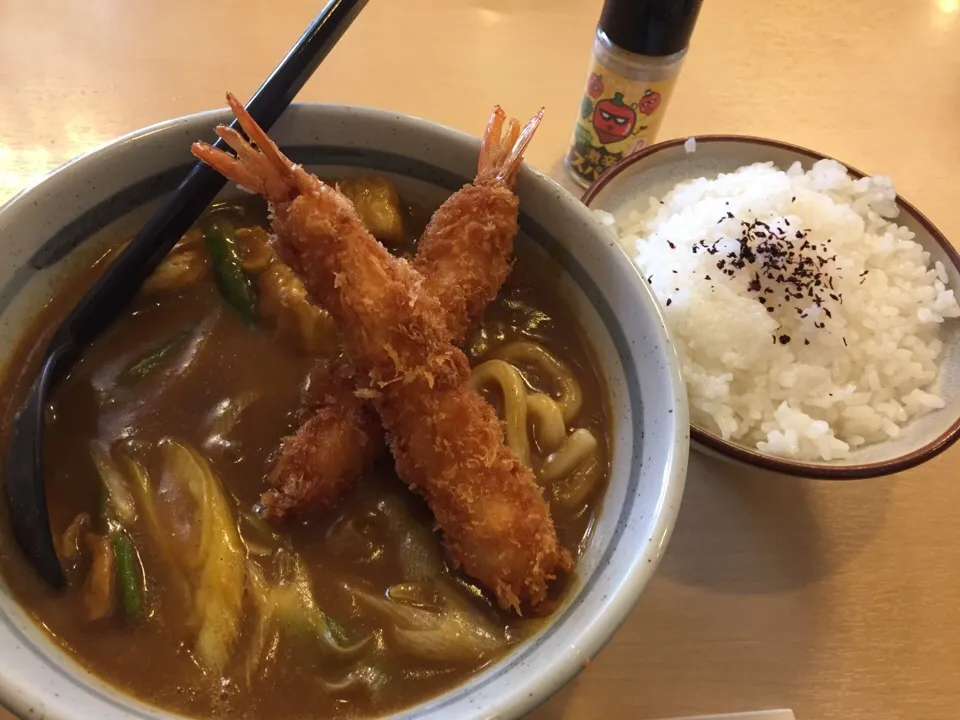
[566,0,703,188]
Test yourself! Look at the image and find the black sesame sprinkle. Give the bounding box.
[690,219,841,328]
[665,298,672,306]
[778,334,791,345]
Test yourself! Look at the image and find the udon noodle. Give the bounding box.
[471,341,602,507]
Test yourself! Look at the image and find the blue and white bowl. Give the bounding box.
[0,105,688,720]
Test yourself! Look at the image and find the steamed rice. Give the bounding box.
[598,159,959,461]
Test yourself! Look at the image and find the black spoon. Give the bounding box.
[4,0,370,589]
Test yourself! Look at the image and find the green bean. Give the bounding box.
[203,218,258,325]
[120,331,188,384]
[111,533,144,619]
[95,459,144,620]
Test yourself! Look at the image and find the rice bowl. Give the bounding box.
[584,135,960,478]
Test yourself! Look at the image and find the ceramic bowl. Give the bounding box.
[583,135,960,479]
[0,105,688,720]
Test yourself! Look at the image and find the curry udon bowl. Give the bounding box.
[0,105,688,720]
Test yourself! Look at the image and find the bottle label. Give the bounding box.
[566,59,677,186]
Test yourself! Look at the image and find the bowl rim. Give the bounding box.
[581,133,960,479]
[0,102,689,720]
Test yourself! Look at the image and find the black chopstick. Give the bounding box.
[4,0,370,589]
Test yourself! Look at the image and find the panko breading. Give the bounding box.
[193,94,565,610]
[264,106,539,521]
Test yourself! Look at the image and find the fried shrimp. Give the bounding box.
[193,93,566,610]
[261,358,383,518]
[261,104,542,519]
[414,105,541,343]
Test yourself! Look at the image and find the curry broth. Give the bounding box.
[0,195,611,719]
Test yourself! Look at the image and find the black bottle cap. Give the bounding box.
[599,0,703,57]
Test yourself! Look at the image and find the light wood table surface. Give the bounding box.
[2,1,959,718]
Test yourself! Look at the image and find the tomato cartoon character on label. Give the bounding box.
[587,73,604,99]
[638,89,661,116]
[592,92,637,145]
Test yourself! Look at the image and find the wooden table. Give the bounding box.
[2,1,959,718]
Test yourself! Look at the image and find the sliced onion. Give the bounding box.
[203,391,259,458]
[352,584,441,631]
[120,448,191,608]
[354,580,505,663]
[161,441,246,675]
[394,622,498,662]
[89,444,137,525]
[318,664,390,695]
[387,581,443,611]
[394,589,502,662]
[375,495,444,581]
[245,561,280,685]
[253,550,371,664]
[327,516,384,565]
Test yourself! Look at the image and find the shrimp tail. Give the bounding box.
[476,105,544,188]
[191,92,301,203]
[477,106,508,178]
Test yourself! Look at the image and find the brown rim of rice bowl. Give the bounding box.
[581,134,960,479]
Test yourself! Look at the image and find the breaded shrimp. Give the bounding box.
[193,93,566,610]
[414,105,541,343]
[263,105,542,518]
[260,358,383,518]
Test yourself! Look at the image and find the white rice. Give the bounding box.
[598,160,960,461]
